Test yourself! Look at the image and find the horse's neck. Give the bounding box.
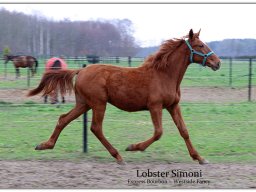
[166,48,190,87]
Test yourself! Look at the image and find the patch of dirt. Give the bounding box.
[0,160,255,189]
[0,87,255,103]
[181,87,254,102]
[0,89,75,104]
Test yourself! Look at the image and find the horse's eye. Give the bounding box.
[199,45,204,48]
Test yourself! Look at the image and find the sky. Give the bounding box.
[1,3,256,47]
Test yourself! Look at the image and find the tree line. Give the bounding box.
[0,8,139,57]
[136,39,256,58]
[207,39,256,57]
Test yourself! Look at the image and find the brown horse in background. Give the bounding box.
[4,55,38,78]
[27,29,221,165]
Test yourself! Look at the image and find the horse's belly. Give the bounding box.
[109,99,148,112]
[108,90,148,112]
[109,103,148,112]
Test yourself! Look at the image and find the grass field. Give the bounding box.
[0,102,255,163]
[0,58,256,89]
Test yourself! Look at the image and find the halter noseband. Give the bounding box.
[185,39,214,66]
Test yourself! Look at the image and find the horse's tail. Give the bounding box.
[27,69,81,97]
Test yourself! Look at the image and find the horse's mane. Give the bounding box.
[142,35,188,70]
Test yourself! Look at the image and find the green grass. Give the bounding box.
[0,102,255,163]
[182,60,256,88]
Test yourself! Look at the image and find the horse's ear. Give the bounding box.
[189,29,194,39]
[198,29,201,36]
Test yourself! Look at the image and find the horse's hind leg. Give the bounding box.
[61,93,65,103]
[167,104,208,165]
[15,68,20,78]
[30,67,34,77]
[91,104,125,165]
[44,95,48,104]
[126,104,163,152]
[35,103,90,150]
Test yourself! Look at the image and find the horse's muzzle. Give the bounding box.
[211,62,221,71]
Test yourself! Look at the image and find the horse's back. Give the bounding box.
[13,56,35,67]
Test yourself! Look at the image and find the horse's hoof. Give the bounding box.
[35,143,53,150]
[35,144,43,150]
[116,160,126,165]
[199,159,209,165]
[125,144,133,151]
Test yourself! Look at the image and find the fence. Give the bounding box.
[0,56,255,101]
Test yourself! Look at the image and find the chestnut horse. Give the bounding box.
[4,55,38,78]
[27,29,221,165]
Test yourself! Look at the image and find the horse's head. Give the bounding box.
[3,55,12,64]
[185,29,221,71]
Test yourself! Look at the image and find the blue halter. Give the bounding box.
[185,39,214,66]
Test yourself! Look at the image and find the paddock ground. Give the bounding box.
[0,160,255,189]
[0,86,255,103]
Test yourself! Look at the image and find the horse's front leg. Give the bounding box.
[167,104,209,165]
